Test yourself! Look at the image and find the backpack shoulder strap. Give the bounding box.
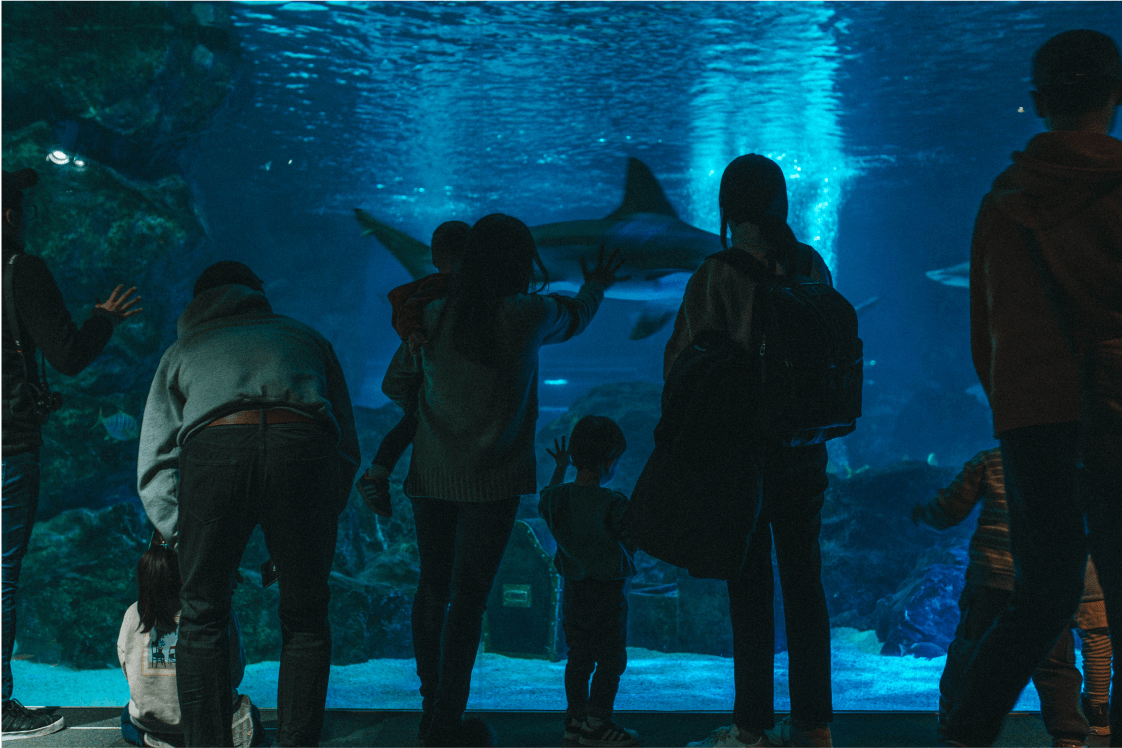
[795,244,813,278]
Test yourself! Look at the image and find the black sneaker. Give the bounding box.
[579,717,639,747]
[2,699,66,740]
[564,717,586,741]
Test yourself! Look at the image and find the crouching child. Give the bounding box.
[117,531,265,748]
[538,415,639,747]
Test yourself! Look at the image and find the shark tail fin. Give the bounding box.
[354,208,435,281]
[604,157,679,220]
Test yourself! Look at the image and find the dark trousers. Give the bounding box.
[372,409,418,473]
[947,421,1122,745]
[562,577,628,721]
[940,583,1088,742]
[1,450,39,703]
[728,443,831,732]
[177,423,340,747]
[411,495,519,735]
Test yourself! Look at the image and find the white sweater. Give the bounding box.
[117,604,245,736]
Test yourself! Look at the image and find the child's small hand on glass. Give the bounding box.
[546,436,571,468]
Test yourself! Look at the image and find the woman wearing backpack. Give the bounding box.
[381,213,624,747]
[667,155,836,748]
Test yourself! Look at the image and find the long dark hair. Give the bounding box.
[137,531,181,634]
[441,213,548,367]
[718,154,799,269]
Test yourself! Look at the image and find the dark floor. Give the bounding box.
[7,708,1081,748]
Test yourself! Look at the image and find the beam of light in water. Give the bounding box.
[684,5,857,279]
[543,379,569,386]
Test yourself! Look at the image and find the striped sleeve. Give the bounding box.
[916,449,993,529]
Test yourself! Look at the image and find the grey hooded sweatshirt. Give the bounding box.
[137,285,360,545]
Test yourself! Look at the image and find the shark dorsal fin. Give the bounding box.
[605,157,678,220]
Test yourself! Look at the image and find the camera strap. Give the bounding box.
[4,253,47,387]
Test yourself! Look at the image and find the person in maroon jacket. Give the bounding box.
[2,168,141,738]
[945,30,1122,745]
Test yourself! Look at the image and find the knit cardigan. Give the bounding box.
[382,281,604,502]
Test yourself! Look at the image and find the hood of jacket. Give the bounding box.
[176,284,273,338]
[991,131,1122,230]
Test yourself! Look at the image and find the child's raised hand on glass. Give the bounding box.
[546,436,572,487]
[546,436,571,468]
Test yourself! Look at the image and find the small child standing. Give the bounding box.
[538,415,639,747]
[912,447,1112,748]
[356,220,472,517]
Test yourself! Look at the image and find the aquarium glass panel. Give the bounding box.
[2,0,1117,713]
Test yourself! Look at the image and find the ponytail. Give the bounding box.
[137,531,181,634]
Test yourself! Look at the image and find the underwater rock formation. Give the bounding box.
[872,544,969,658]
[536,383,975,656]
[2,2,241,178]
[2,2,241,521]
[13,392,975,667]
[14,404,419,668]
[13,502,149,669]
[6,122,209,520]
[821,460,971,629]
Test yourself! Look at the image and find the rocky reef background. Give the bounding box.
[16,384,976,670]
[2,2,240,518]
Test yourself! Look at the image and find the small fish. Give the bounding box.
[925,261,971,288]
[92,408,140,441]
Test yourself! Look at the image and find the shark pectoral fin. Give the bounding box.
[604,158,679,221]
[629,307,676,340]
[354,208,435,280]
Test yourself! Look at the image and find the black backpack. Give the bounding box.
[623,245,861,579]
[716,245,863,446]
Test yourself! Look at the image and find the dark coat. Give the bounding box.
[2,246,113,455]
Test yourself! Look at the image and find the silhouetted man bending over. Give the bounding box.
[138,262,360,747]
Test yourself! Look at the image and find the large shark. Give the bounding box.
[355,158,721,339]
[357,158,875,338]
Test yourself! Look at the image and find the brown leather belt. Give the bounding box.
[205,409,315,428]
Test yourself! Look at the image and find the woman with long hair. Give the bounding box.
[382,213,624,747]
[665,155,835,748]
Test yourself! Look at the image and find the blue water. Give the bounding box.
[8,0,1121,713]
[190,0,1120,468]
